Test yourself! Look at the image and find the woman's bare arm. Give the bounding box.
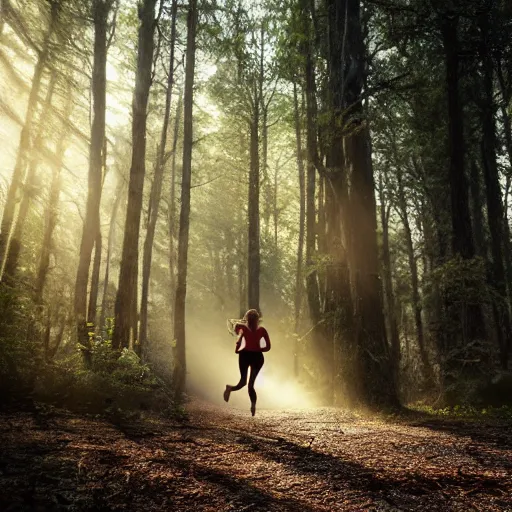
[261,328,271,352]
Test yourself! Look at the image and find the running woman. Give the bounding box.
[223,309,271,416]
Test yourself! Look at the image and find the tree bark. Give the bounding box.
[442,15,475,260]
[0,0,58,279]
[247,100,261,311]
[2,72,57,285]
[99,178,124,331]
[293,81,306,375]
[302,0,321,324]
[173,0,197,395]
[496,59,512,310]
[169,91,183,328]
[343,0,397,408]
[87,230,102,325]
[479,11,511,368]
[75,0,111,344]
[31,84,72,351]
[113,0,157,350]
[396,168,433,384]
[469,161,486,258]
[438,12,486,400]
[378,172,400,383]
[140,0,178,356]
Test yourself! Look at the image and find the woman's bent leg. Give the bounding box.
[224,353,250,402]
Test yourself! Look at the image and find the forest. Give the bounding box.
[1,0,512,510]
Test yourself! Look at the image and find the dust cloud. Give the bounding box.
[185,310,316,412]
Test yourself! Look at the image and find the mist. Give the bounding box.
[185,309,316,411]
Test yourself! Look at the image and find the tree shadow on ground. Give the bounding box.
[171,422,510,511]
[407,417,512,449]
[2,409,511,512]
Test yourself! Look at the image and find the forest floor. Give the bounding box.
[0,399,511,511]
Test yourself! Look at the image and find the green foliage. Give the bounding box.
[430,255,489,306]
[411,404,512,420]
[35,343,178,417]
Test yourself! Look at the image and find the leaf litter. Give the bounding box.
[0,400,510,511]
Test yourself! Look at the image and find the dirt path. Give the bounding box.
[1,400,511,511]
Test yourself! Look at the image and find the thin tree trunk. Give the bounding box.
[75,0,110,344]
[32,84,72,351]
[293,82,306,331]
[113,0,157,350]
[237,200,247,319]
[173,0,197,395]
[259,24,271,242]
[87,230,102,325]
[0,0,58,279]
[317,173,327,310]
[2,72,57,285]
[99,178,124,331]
[395,167,433,384]
[378,172,400,382]
[140,0,178,356]
[293,82,306,376]
[47,319,66,361]
[469,161,486,258]
[169,91,183,328]
[273,162,278,253]
[302,2,321,324]
[247,103,260,311]
[34,143,63,304]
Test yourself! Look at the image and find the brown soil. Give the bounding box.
[1,400,511,511]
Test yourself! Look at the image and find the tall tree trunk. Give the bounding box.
[169,91,183,328]
[140,0,178,356]
[442,12,486,348]
[343,0,397,408]
[378,173,400,383]
[75,0,110,344]
[438,12,486,401]
[442,15,475,260]
[173,0,197,395]
[237,202,247,318]
[47,318,66,361]
[87,230,102,325]
[302,1,321,324]
[405,202,433,382]
[247,101,260,311]
[259,24,271,243]
[0,0,58,279]
[293,81,306,332]
[113,0,156,350]
[34,88,71,304]
[31,85,72,350]
[293,82,306,376]
[479,11,511,368]
[99,178,124,331]
[34,143,63,305]
[469,161,486,258]
[273,161,279,253]
[2,72,57,285]
[395,167,433,384]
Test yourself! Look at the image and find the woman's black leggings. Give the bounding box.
[229,351,264,403]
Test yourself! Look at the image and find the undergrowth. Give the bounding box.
[33,341,183,419]
[409,403,512,420]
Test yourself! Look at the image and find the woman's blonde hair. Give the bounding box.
[243,309,260,331]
